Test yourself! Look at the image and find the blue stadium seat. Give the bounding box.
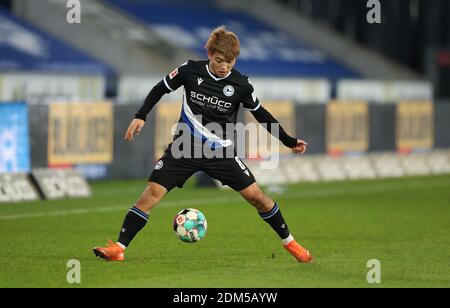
[107,0,359,79]
[0,8,110,75]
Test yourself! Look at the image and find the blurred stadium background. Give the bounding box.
[1,0,449,199]
[0,0,449,288]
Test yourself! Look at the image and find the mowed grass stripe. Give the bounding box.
[0,175,448,220]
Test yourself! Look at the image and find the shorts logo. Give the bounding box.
[235,157,246,170]
[169,68,179,79]
[155,160,164,170]
[223,85,234,97]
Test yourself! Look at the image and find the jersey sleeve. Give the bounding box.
[161,61,191,92]
[241,79,261,111]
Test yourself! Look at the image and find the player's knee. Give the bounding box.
[148,189,165,204]
[136,185,165,210]
[246,190,267,210]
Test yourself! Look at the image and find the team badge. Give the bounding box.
[223,85,235,97]
[155,160,164,170]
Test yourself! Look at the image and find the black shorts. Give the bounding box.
[149,147,256,192]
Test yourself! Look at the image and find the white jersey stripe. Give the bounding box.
[243,101,261,111]
[182,90,233,148]
[205,64,231,81]
[163,77,174,92]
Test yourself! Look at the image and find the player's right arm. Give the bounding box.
[124,118,146,141]
[124,80,169,141]
[124,61,191,141]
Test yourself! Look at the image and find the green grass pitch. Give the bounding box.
[0,175,449,288]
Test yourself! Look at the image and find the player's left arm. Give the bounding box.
[250,106,308,154]
[242,80,307,154]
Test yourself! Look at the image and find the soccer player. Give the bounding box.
[93,26,313,263]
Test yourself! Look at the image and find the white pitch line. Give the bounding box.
[0,179,448,221]
[0,196,237,221]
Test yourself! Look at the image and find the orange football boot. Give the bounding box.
[93,240,125,261]
[283,240,313,263]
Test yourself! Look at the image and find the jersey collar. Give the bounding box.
[206,63,232,81]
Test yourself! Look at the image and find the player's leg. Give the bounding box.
[93,182,167,261]
[94,147,199,261]
[203,156,312,263]
[116,181,167,248]
[239,183,313,263]
[239,183,290,240]
[133,181,168,213]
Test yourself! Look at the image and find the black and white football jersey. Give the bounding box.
[162,60,261,149]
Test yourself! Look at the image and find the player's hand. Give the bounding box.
[124,119,145,141]
[292,139,308,154]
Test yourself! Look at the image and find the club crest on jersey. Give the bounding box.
[223,85,235,97]
[169,68,179,79]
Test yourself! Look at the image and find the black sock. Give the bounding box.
[259,203,290,240]
[118,206,149,247]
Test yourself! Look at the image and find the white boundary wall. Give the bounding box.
[0,73,106,102]
[117,76,331,104]
[337,80,433,103]
[244,149,450,185]
[118,76,434,104]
